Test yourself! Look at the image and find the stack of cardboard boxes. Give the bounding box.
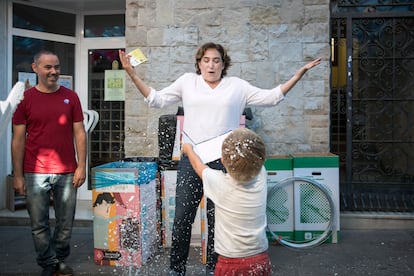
[265,153,340,245]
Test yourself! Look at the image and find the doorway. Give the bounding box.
[88,49,125,171]
[77,38,125,200]
[330,1,414,212]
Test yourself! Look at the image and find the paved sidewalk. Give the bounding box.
[0,225,413,275]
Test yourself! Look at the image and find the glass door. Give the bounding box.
[76,37,124,201]
[87,49,125,188]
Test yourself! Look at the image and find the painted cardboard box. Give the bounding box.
[91,160,158,266]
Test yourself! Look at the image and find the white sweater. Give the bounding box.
[145,73,284,144]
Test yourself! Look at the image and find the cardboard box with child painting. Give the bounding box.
[91,159,158,267]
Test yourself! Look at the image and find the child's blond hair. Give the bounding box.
[221,128,266,183]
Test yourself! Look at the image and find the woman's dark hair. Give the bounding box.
[195,42,231,78]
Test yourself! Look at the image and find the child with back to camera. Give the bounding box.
[182,128,271,275]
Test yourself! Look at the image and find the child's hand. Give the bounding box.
[181,143,193,155]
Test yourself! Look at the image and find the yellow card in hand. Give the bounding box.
[128,48,148,67]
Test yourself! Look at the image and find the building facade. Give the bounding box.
[1,0,413,217]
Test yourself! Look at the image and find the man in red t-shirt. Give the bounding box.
[11,50,86,276]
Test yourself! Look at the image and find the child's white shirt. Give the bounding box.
[202,166,268,258]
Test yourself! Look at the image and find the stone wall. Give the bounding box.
[124,0,331,158]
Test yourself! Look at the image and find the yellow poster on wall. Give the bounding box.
[104,69,125,101]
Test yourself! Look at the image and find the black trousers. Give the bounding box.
[169,154,224,274]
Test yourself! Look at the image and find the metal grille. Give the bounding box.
[336,0,414,12]
[330,2,414,212]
